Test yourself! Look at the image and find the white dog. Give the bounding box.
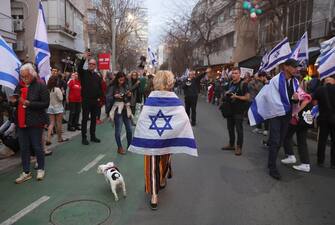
[97,162,127,201]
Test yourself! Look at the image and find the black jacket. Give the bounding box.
[182,73,206,97]
[14,79,50,127]
[77,58,103,101]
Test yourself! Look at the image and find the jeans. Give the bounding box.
[317,120,335,166]
[268,115,291,171]
[114,111,132,148]
[68,102,81,128]
[226,114,244,147]
[283,124,310,164]
[18,127,44,173]
[185,95,198,124]
[81,99,98,139]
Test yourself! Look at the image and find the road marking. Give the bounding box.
[78,154,105,174]
[0,196,50,225]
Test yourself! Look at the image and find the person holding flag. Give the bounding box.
[128,70,198,210]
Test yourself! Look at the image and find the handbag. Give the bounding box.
[324,86,335,124]
[219,99,233,118]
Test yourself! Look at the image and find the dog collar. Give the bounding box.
[104,166,119,173]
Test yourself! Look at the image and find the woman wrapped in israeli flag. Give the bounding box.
[128,70,198,210]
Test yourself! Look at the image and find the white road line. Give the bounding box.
[0,196,50,225]
[78,154,105,174]
[121,133,126,141]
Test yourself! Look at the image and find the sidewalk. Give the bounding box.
[0,109,107,174]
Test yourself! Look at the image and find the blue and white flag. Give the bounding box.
[128,91,198,156]
[181,68,189,80]
[0,35,21,90]
[248,72,299,126]
[258,51,269,73]
[317,47,335,80]
[290,32,309,67]
[148,47,158,66]
[263,37,292,72]
[34,1,51,81]
[316,36,335,65]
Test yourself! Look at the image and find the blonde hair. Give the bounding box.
[153,70,175,91]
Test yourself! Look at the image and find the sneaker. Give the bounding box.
[262,130,268,136]
[36,170,45,181]
[281,155,297,164]
[252,128,260,133]
[292,164,310,172]
[15,172,32,184]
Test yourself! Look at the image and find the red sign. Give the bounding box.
[98,53,111,70]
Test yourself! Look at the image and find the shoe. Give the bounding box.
[15,172,32,184]
[82,139,89,145]
[67,127,76,132]
[96,119,102,125]
[281,155,297,164]
[221,145,235,150]
[269,170,281,180]
[292,164,311,172]
[117,147,126,155]
[262,130,268,136]
[235,146,242,156]
[45,141,52,146]
[36,170,45,181]
[252,128,260,133]
[150,195,158,210]
[75,126,81,131]
[44,149,53,156]
[91,137,101,143]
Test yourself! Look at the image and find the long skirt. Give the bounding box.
[144,154,172,195]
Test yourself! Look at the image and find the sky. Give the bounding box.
[145,0,197,50]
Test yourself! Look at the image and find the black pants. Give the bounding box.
[81,100,98,139]
[268,115,291,171]
[317,120,335,166]
[283,124,309,164]
[185,96,198,124]
[68,102,81,129]
[226,114,244,147]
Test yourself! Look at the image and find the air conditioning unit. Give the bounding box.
[13,19,24,31]
[13,41,24,51]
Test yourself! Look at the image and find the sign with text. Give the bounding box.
[98,53,111,70]
[240,67,254,78]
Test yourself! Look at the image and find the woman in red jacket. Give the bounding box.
[67,72,82,131]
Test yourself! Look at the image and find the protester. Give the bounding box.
[282,87,313,172]
[129,71,141,115]
[139,71,147,103]
[77,52,103,145]
[313,75,335,168]
[11,63,50,183]
[46,75,68,146]
[67,72,82,131]
[128,70,198,210]
[96,72,107,125]
[107,72,133,155]
[182,69,206,126]
[221,67,250,156]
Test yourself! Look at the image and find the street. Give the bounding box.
[0,96,334,225]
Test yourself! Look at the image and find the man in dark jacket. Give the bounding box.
[182,69,206,126]
[78,52,103,145]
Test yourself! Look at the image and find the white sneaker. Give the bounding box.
[252,128,260,133]
[36,170,45,181]
[293,164,311,172]
[15,172,32,184]
[263,130,268,136]
[281,155,297,164]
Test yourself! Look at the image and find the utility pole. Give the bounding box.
[111,0,116,72]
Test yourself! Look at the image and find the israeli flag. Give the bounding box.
[248,72,299,126]
[316,36,335,65]
[148,47,158,66]
[317,47,335,80]
[34,1,51,81]
[128,91,198,156]
[0,35,21,90]
[290,32,309,67]
[258,51,269,73]
[181,68,189,80]
[263,37,292,72]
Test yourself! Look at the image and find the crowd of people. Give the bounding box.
[0,53,334,209]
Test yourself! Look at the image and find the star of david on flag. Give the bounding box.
[128,91,198,157]
[149,110,173,136]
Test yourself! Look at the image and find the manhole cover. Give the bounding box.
[50,199,111,225]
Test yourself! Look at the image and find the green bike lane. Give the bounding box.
[0,122,145,225]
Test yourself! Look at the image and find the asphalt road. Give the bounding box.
[0,96,334,225]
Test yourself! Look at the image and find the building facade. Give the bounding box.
[0,0,16,46]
